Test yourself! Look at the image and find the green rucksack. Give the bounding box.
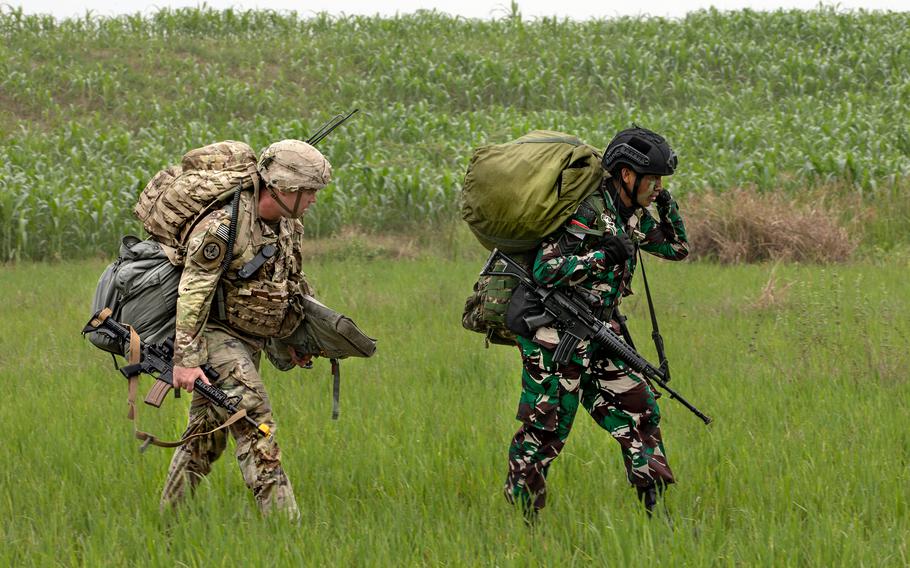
[461,130,604,252]
[460,130,605,345]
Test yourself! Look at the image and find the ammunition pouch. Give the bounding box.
[222,278,302,339]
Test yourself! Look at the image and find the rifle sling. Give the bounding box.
[134,409,252,451]
[93,308,251,451]
[636,249,670,381]
[331,358,341,420]
[93,307,143,421]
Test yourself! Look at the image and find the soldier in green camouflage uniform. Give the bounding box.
[504,127,689,519]
[161,140,332,520]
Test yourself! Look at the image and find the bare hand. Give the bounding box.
[173,365,210,392]
[288,347,314,368]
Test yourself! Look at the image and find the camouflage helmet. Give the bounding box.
[257,140,332,192]
[602,127,678,176]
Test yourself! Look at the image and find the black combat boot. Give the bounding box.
[636,483,658,517]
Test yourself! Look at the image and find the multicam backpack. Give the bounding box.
[87,141,258,356]
[133,140,259,253]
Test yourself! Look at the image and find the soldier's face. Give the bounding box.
[635,175,663,207]
[620,168,663,208]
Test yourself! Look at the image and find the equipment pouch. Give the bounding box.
[222,278,301,338]
[265,295,376,371]
[505,286,553,338]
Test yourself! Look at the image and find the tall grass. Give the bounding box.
[1,255,908,565]
[1,6,910,259]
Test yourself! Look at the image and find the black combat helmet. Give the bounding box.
[602,126,678,176]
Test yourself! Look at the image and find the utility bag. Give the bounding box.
[266,295,377,420]
[461,130,604,253]
[461,251,535,345]
[266,295,377,369]
[87,235,181,356]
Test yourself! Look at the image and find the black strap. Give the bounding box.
[220,186,242,272]
[637,250,671,382]
[331,359,341,420]
[214,188,241,320]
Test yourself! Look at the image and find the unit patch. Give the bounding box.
[203,242,222,260]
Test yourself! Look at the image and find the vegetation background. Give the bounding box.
[1,5,909,567]
[1,4,909,260]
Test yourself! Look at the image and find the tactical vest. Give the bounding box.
[202,192,310,339]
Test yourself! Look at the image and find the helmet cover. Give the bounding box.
[257,140,332,192]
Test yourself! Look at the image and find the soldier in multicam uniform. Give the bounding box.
[161,140,332,520]
[503,127,689,520]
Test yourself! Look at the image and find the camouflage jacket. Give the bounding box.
[532,184,689,320]
[172,191,311,368]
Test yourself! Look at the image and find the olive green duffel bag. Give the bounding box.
[266,295,376,420]
[266,295,376,369]
[461,130,604,253]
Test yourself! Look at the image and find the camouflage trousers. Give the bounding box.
[160,330,299,520]
[504,334,675,512]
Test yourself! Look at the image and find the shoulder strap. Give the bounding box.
[571,190,609,237]
[220,170,259,272]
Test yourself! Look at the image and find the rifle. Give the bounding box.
[481,249,712,425]
[82,308,271,443]
[637,250,671,382]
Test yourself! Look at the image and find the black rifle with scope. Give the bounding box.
[481,249,712,425]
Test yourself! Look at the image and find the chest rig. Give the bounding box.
[211,193,309,339]
[560,182,644,305]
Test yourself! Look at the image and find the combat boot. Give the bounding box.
[636,483,658,517]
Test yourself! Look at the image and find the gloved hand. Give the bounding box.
[655,189,673,207]
[601,233,635,265]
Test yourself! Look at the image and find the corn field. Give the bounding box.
[1,5,909,260]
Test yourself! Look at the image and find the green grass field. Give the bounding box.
[2,251,908,566]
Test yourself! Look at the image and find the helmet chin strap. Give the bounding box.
[619,170,644,210]
[267,185,304,218]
